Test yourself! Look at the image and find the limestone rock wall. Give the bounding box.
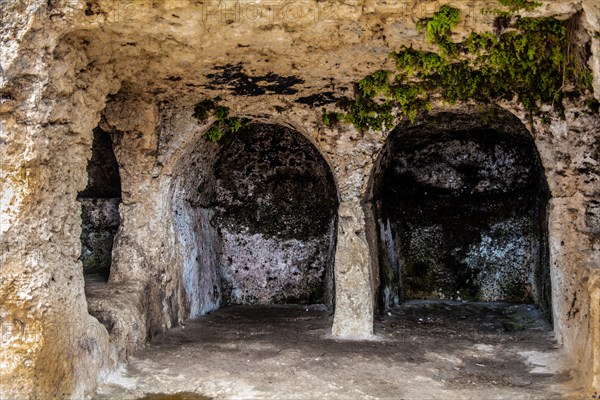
[535,107,600,392]
[0,0,598,398]
[0,3,120,397]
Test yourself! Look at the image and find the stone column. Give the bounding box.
[590,271,600,392]
[331,200,374,338]
[326,130,382,339]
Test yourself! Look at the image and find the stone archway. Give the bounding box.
[172,121,339,317]
[214,123,339,306]
[369,109,551,318]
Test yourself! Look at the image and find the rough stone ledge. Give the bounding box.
[85,276,149,360]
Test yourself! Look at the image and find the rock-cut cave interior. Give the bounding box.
[1,1,599,399]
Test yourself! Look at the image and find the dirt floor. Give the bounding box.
[94,301,580,400]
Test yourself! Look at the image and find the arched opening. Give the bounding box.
[173,122,338,317]
[78,127,122,282]
[371,110,551,320]
[214,123,338,306]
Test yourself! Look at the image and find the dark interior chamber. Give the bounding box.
[211,123,339,307]
[371,111,551,319]
[78,127,122,280]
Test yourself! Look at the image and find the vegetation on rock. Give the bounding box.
[323,5,593,132]
[493,0,542,15]
[193,97,242,142]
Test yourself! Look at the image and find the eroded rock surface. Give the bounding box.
[0,0,598,398]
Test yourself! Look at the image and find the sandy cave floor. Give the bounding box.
[94,302,579,400]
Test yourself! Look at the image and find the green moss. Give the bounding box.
[192,98,242,142]
[357,69,392,97]
[497,0,541,13]
[392,48,446,77]
[341,94,394,132]
[328,9,593,133]
[483,0,541,18]
[214,105,229,120]
[203,126,223,142]
[416,5,461,55]
[321,109,342,126]
[228,117,242,133]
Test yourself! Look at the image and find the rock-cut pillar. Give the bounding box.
[331,200,374,338]
[590,271,600,392]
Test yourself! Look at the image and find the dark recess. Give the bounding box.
[213,123,339,306]
[78,128,122,280]
[371,111,551,321]
[79,127,121,198]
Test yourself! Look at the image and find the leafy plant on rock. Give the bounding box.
[192,97,243,142]
[322,5,593,133]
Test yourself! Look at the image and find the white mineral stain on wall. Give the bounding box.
[219,229,329,304]
[463,217,533,301]
[175,201,221,318]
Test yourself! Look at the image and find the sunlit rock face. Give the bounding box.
[372,112,550,311]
